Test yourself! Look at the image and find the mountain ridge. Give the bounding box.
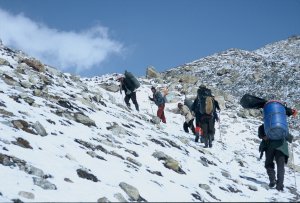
[0,36,299,202]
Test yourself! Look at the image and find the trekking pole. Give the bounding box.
[218,111,222,143]
[147,92,154,115]
[120,89,126,106]
[291,141,297,192]
[291,114,298,193]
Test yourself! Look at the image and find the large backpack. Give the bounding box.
[124,70,140,91]
[263,101,288,140]
[197,88,214,115]
[196,87,214,115]
[198,95,214,115]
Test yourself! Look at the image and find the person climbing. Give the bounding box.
[258,103,297,191]
[149,86,166,123]
[191,85,215,147]
[177,102,196,135]
[117,71,140,111]
[240,94,298,191]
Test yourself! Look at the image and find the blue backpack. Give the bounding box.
[263,101,288,140]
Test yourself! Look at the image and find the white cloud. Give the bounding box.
[0,8,124,73]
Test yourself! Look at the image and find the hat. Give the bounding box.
[116,76,124,81]
[199,84,206,89]
[151,86,156,90]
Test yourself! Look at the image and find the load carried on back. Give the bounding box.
[240,94,297,140]
[197,86,214,115]
[124,70,140,92]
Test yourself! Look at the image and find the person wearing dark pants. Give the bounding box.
[183,120,196,134]
[258,124,292,191]
[265,147,286,190]
[178,102,196,135]
[117,77,139,111]
[157,104,166,123]
[124,91,139,111]
[149,86,166,123]
[200,116,214,148]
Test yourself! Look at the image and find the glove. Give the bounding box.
[292,109,298,117]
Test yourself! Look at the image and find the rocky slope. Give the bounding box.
[161,35,300,113]
[0,36,299,202]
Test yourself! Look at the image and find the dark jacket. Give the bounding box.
[258,105,294,163]
[150,91,165,106]
[120,79,132,95]
[258,125,289,163]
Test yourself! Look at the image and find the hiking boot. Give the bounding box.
[268,181,276,188]
[276,185,283,191]
[195,135,199,143]
[209,144,212,148]
[204,145,208,148]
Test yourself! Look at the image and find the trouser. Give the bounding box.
[124,92,139,111]
[265,148,286,189]
[183,119,196,134]
[157,104,166,123]
[199,116,214,147]
[211,119,216,141]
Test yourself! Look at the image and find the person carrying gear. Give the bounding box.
[178,102,196,135]
[149,86,166,123]
[258,103,297,191]
[191,85,215,147]
[117,76,139,111]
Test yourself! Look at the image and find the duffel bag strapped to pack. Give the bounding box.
[240,94,267,109]
[124,70,140,91]
[263,101,289,140]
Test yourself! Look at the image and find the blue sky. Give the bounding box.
[0,0,299,77]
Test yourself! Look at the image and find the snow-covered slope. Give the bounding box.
[163,36,300,115]
[0,37,299,202]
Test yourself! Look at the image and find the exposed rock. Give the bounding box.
[33,121,48,137]
[146,66,160,78]
[113,193,128,202]
[119,182,141,201]
[126,157,142,167]
[19,81,32,89]
[0,58,10,66]
[12,120,37,135]
[199,183,212,192]
[76,169,99,182]
[20,58,45,72]
[106,123,127,135]
[152,151,186,174]
[97,197,111,203]
[99,83,120,92]
[0,108,14,117]
[32,177,57,190]
[12,137,33,149]
[18,191,35,200]
[22,164,45,177]
[74,113,96,127]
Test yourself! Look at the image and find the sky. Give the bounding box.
[0,0,299,77]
